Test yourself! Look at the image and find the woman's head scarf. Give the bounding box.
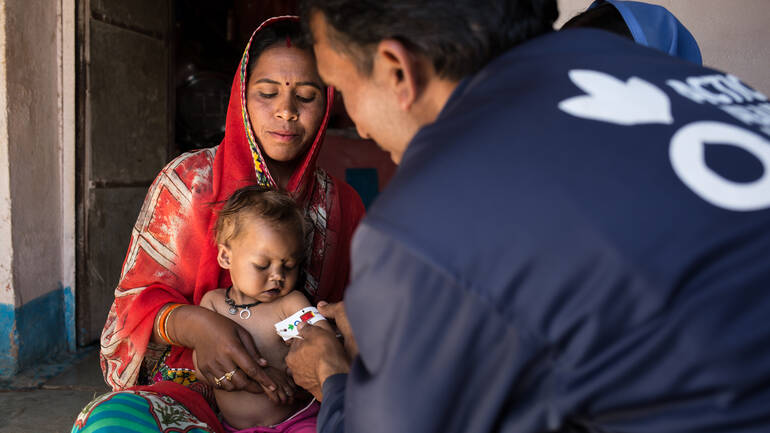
[213,15,333,207]
[189,15,340,305]
[589,0,703,64]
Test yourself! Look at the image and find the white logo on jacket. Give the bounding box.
[559,69,770,212]
[558,70,673,125]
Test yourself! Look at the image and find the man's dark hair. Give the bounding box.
[247,19,313,74]
[300,0,559,81]
[561,3,633,39]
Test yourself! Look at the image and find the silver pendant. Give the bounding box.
[228,306,237,315]
[239,309,251,320]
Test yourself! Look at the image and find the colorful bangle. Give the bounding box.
[158,303,183,346]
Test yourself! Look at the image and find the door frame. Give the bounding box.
[61,0,78,351]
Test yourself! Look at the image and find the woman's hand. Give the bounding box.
[169,305,290,403]
[262,366,297,404]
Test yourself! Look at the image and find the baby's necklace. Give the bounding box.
[224,286,261,320]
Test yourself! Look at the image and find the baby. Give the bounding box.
[194,186,333,432]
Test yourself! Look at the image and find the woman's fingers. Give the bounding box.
[216,366,265,394]
[263,366,296,405]
[197,356,222,387]
[230,326,279,397]
[203,361,232,390]
[186,307,294,403]
[235,325,268,366]
[227,327,288,403]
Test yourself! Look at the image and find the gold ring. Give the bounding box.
[224,368,237,381]
[215,368,237,386]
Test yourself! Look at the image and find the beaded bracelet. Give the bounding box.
[158,303,184,346]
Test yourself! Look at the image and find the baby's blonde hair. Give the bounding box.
[215,186,306,249]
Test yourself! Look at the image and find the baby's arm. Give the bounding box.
[198,290,219,313]
[280,291,334,334]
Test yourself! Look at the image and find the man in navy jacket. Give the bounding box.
[286,1,770,432]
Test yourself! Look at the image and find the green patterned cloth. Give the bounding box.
[72,390,216,433]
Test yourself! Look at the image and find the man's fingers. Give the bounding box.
[312,305,357,358]
[317,301,343,321]
[317,302,351,335]
[284,320,350,403]
[296,321,327,337]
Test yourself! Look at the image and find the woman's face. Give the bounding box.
[246,45,325,164]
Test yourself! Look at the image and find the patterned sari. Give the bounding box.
[73,16,364,433]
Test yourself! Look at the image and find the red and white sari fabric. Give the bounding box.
[99,15,364,406]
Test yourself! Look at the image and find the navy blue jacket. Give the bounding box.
[319,29,770,433]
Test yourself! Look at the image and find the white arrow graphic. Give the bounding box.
[559,69,674,126]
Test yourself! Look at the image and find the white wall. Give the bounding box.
[557,0,770,95]
[0,0,77,371]
[60,0,77,326]
[0,4,13,307]
[5,0,64,306]
[0,0,75,311]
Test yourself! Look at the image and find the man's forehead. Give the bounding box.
[308,11,327,45]
[307,12,346,72]
[308,10,350,56]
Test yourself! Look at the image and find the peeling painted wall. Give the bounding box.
[0,3,14,308]
[0,0,76,376]
[557,0,770,94]
[6,0,63,306]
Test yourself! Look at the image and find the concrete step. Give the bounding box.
[0,349,110,433]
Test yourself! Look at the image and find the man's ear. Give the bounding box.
[217,244,232,269]
[373,39,426,111]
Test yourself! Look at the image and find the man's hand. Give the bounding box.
[318,301,359,360]
[285,322,350,401]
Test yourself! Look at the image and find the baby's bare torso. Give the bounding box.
[199,289,312,429]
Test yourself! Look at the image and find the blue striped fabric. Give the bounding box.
[72,391,214,433]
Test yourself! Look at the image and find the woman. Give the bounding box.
[562,0,703,65]
[73,16,364,433]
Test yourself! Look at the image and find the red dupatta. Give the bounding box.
[101,16,364,392]
[188,15,337,305]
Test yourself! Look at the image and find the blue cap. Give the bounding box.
[590,0,703,64]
